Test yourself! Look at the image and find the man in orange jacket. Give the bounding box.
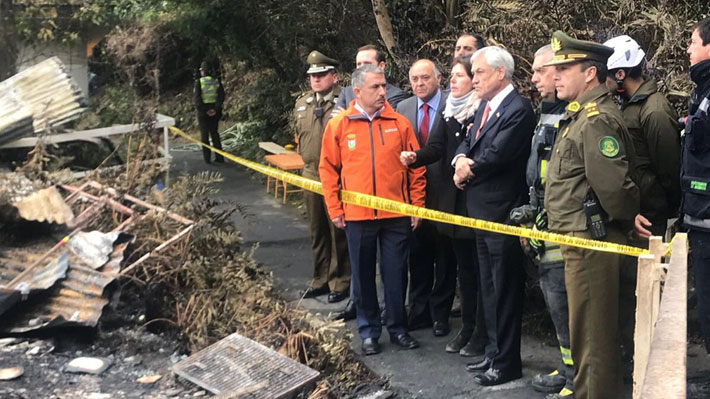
[320,64,427,355]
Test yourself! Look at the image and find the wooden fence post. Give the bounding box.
[632,252,659,399]
[638,233,688,399]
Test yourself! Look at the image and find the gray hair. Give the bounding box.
[535,44,553,57]
[352,64,385,88]
[471,46,515,81]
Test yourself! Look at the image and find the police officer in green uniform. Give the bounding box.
[293,51,351,303]
[603,34,681,377]
[194,61,225,164]
[544,31,640,399]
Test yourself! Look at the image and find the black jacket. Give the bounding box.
[682,59,710,229]
[412,111,476,239]
[454,88,536,224]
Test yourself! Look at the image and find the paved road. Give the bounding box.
[170,149,710,398]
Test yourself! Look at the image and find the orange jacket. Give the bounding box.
[319,101,426,221]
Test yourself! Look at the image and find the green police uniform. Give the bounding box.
[292,51,350,294]
[544,31,640,399]
[617,78,681,366]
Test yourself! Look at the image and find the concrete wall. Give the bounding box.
[16,41,88,99]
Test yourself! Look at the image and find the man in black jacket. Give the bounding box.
[452,46,535,386]
[333,45,407,112]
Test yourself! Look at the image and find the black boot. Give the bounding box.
[445,327,472,353]
[332,299,356,321]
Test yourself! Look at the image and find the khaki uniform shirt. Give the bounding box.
[292,86,342,178]
[620,79,681,223]
[545,84,640,232]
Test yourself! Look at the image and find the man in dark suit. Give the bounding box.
[334,45,408,112]
[452,46,535,386]
[396,59,456,336]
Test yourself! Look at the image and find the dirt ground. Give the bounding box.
[0,327,201,399]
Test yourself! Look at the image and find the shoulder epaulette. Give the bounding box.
[584,102,600,118]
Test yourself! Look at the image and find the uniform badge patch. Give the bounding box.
[306,97,314,104]
[347,134,356,150]
[599,136,620,158]
[567,101,581,112]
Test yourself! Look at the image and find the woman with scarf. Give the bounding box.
[400,56,488,357]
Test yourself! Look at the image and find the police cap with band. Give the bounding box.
[306,50,339,74]
[544,30,614,66]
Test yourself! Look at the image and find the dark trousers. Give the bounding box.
[452,237,488,345]
[539,247,574,390]
[408,220,457,327]
[198,115,223,163]
[304,190,351,292]
[476,231,525,373]
[690,229,710,354]
[345,217,411,339]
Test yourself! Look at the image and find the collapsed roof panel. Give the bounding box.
[0,57,86,145]
[0,237,129,333]
[0,180,194,333]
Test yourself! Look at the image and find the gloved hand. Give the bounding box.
[529,210,547,256]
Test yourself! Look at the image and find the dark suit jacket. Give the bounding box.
[412,113,476,239]
[336,83,408,111]
[397,91,448,209]
[454,88,535,224]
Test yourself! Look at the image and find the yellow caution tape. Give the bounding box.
[170,126,648,258]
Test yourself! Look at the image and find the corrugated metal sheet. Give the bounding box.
[0,234,130,333]
[172,333,320,398]
[0,249,69,293]
[0,57,86,144]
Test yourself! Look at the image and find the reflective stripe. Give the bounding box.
[548,369,560,376]
[559,387,574,396]
[560,346,574,365]
[541,247,564,262]
[200,76,219,104]
[684,214,710,230]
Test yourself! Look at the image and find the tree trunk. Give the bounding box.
[0,0,18,80]
[371,0,396,56]
[445,0,459,27]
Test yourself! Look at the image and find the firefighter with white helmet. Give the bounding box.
[603,34,681,381]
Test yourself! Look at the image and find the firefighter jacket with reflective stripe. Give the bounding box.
[526,99,567,206]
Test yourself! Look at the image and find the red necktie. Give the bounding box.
[475,103,491,140]
[419,103,430,144]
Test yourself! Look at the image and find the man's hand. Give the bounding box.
[453,156,474,189]
[411,217,421,230]
[332,215,346,229]
[633,214,653,239]
[400,151,417,166]
[330,106,346,119]
[207,109,216,117]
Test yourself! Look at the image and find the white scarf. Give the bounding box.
[443,90,480,124]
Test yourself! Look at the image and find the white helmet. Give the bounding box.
[604,35,645,70]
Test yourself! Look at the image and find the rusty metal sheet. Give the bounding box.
[0,249,69,293]
[0,241,129,333]
[172,333,320,398]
